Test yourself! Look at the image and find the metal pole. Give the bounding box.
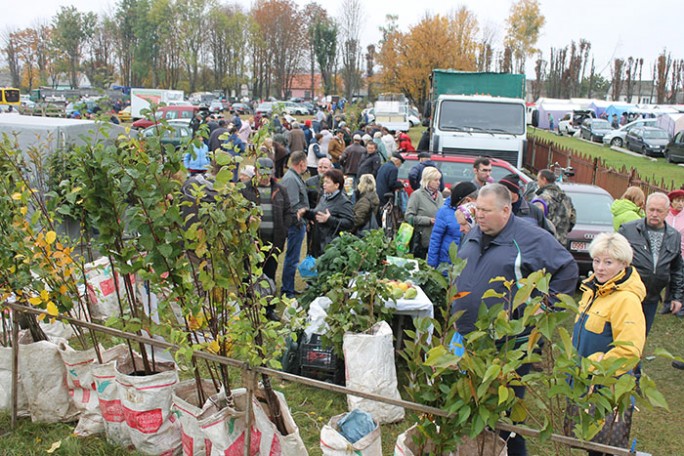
[10,309,19,430]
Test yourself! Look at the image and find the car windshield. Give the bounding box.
[438,100,525,135]
[643,130,669,139]
[592,120,611,129]
[398,160,521,185]
[566,192,614,226]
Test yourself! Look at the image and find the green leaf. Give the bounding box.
[510,402,527,422]
[424,346,461,369]
[214,168,233,190]
[498,385,509,405]
[482,289,505,299]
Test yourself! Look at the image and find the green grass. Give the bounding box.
[528,127,684,189]
[2,307,682,455]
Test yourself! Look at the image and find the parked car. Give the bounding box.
[602,118,657,147]
[625,126,670,156]
[140,119,192,149]
[560,182,615,277]
[408,108,421,127]
[131,105,199,129]
[559,110,596,136]
[255,102,274,116]
[283,101,309,116]
[579,118,613,142]
[664,130,684,163]
[208,99,227,113]
[118,106,132,122]
[230,103,253,115]
[397,153,531,195]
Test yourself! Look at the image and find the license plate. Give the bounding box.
[570,241,588,252]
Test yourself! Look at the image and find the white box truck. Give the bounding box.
[130,88,185,119]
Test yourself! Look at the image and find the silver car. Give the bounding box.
[602,118,657,147]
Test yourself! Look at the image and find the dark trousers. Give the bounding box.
[643,292,660,336]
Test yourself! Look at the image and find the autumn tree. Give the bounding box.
[504,0,545,74]
[303,3,328,100]
[177,0,210,93]
[82,18,117,88]
[207,4,249,97]
[51,5,97,88]
[1,29,21,88]
[375,10,479,109]
[668,59,683,104]
[12,28,40,90]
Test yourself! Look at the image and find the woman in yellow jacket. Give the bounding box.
[573,232,646,373]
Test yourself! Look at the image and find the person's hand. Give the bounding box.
[430,217,435,225]
[315,209,331,223]
[671,300,683,314]
[296,208,307,220]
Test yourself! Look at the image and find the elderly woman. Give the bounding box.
[298,169,354,257]
[404,166,444,259]
[610,186,645,231]
[353,174,380,234]
[427,181,477,268]
[570,232,646,454]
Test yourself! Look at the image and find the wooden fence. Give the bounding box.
[524,135,679,199]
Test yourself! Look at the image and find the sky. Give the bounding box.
[2,0,682,79]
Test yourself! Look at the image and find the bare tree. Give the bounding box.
[655,49,671,104]
[365,44,375,101]
[338,0,363,100]
[1,28,21,88]
[668,59,683,104]
[532,52,546,100]
[610,58,624,101]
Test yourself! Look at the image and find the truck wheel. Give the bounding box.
[610,138,623,147]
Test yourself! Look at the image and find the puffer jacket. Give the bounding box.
[311,190,354,257]
[573,266,646,374]
[618,218,683,301]
[611,199,644,231]
[427,197,461,268]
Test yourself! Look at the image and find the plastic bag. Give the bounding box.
[320,412,381,456]
[395,222,414,254]
[343,321,404,424]
[298,255,318,278]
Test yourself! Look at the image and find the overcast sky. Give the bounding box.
[3,0,682,79]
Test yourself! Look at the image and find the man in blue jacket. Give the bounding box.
[453,183,578,456]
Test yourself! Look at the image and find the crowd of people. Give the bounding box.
[178,105,684,455]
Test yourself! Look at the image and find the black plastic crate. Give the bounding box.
[299,334,344,385]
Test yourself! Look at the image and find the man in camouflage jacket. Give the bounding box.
[532,169,576,247]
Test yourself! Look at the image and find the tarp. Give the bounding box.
[604,103,636,121]
[588,100,612,118]
[656,112,684,137]
[536,101,580,130]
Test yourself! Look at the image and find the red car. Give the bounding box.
[397,153,531,195]
[132,105,200,129]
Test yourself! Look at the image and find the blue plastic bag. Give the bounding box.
[297,255,318,278]
[337,409,377,444]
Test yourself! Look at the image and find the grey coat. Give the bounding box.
[405,187,444,248]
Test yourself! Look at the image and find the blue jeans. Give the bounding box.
[281,223,306,298]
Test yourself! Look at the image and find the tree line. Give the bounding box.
[3,0,682,107]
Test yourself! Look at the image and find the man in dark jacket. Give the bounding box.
[208,119,229,152]
[280,151,309,298]
[356,141,382,178]
[240,157,292,320]
[619,192,683,335]
[408,152,444,191]
[498,174,555,235]
[339,134,366,178]
[376,153,405,206]
[454,183,578,456]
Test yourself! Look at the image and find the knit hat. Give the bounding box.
[240,165,255,178]
[256,157,275,174]
[667,189,684,201]
[304,119,312,127]
[499,173,522,194]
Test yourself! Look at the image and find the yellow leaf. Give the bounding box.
[59,285,68,294]
[11,193,21,200]
[45,231,56,245]
[20,207,27,216]
[46,440,61,453]
[28,297,42,306]
[207,340,220,354]
[40,289,49,301]
[46,301,58,317]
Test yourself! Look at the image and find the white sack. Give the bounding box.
[171,379,217,456]
[320,412,382,456]
[394,424,507,456]
[343,321,404,424]
[84,257,125,320]
[58,342,102,436]
[0,346,28,414]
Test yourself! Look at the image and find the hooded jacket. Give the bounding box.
[573,267,646,374]
[611,199,644,231]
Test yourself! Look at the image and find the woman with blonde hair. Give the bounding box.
[353,174,380,234]
[611,186,645,230]
[405,166,444,259]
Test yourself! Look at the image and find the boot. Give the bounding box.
[265,305,280,322]
[672,360,684,370]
